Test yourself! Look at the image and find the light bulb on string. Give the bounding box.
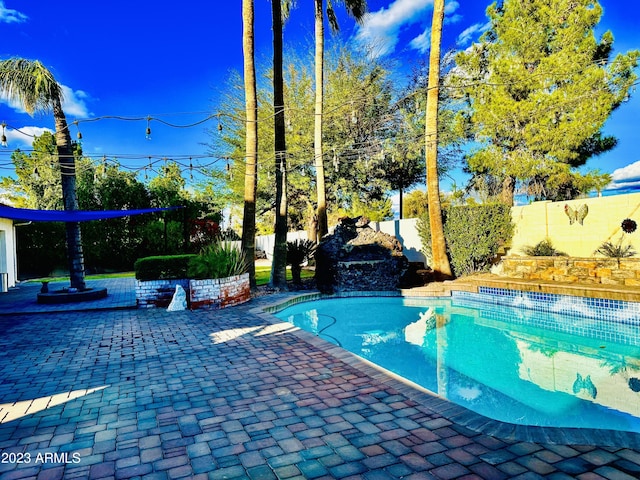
[74,121,82,142]
[145,117,152,140]
[189,157,194,180]
[1,122,7,147]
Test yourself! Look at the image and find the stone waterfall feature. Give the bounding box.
[315,217,409,294]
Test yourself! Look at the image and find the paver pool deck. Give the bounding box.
[1,279,640,479]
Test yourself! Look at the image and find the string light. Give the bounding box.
[73,121,82,141]
[145,116,152,140]
[1,122,7,147]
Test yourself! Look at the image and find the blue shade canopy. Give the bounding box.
[0,205,181,222]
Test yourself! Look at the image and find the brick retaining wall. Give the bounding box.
[136,278,190,308]
[189,273,251,310]
[501,257,640,286]
[136,273,250,309]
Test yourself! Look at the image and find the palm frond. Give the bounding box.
[0,58,63,115]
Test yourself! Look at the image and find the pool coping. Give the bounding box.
[253,290,640,449]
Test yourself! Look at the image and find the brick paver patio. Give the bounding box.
[1,285,640,479]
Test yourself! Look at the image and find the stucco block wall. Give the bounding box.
[371,218,426,264]
[509,193,640,258]
[0,218,17,289]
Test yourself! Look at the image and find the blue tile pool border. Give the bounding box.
[257,290,640,449]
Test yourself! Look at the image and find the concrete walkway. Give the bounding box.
[1,285,640,479]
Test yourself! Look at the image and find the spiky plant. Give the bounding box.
[188,241,249,279]
[522,239,567,257]
[594,239,636,258]
[287,239,316,285]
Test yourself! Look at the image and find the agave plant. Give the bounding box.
[187,241,248,279]
[287,239,316,285]
[522,239,567,257]
[594,238,637,258]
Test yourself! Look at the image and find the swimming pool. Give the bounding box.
[274,292,640,434]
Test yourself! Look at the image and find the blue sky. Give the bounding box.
[0,0,639,194]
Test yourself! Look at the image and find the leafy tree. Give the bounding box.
[451,0,639,205]
[3,135,222,274]
[0,58,87,289]
[8,132,64,209]
[211,44,402,234]
[403,189,429,219]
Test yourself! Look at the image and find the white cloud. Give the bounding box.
[356,0,433,56]
[4,126,53,148]
[409,29,430,54]
[606,160,640,191]
[356,0,463,56]
[0,1,27,23]
[60,85,90,117]
[456,21,491,46]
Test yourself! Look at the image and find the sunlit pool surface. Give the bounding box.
[274,294,640,433]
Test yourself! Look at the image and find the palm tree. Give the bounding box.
[424,0,452,280]
[269,0,293,289]
[241,0,259,290]
[314,0,367,238]
[0,58,86,290]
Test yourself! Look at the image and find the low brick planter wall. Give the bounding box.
[136,278,190,308]
[500,256,640,286]
[189,273,251,310]
[136,273,250,309]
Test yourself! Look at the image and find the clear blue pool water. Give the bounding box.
[275,295,640,433]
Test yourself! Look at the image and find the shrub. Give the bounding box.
[134,254,196,281]
[187,241,248,279]
[287,239,316,285]
[417,203,514,277]
[522,239,567,256]
[594,239,636,258]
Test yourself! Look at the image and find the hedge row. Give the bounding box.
[417,203,514,277]
[134,254,196,281]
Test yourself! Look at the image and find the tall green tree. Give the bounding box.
[314,0,367,239]
[452,0,639,205]
[241,0,259,289]
[212,44,403,235]
[0,58,87,289]
[425,0,452,279]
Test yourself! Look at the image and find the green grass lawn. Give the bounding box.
[27,266,313,286]
[26,272,136,283]
[255,265,314,286]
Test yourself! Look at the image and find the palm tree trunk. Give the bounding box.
[425,0,453,280]
[53,101,86,290]
[314,0,328,239]
[270,0,289,289]
[242,0,259,290]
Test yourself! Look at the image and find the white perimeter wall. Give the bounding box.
[254,192,640,266]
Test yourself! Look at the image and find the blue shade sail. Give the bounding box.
[0,205,181,222]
